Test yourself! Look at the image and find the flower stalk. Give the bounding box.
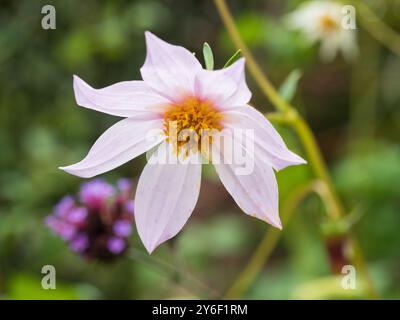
[214,0,378,299]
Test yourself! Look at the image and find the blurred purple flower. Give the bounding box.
[79,179,116,209]
[113,220,132,237]
[54,195,75,217]
[46,216,76,240]
[107,237,126,254]
[66,207,88,224]
[46,178,134,262]
[125,200,135,215]
[70,234,89,252]
[118,178,132,193]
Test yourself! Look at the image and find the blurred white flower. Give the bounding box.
[286,0,358,62]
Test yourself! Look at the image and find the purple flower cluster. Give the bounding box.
[46,178,134,262]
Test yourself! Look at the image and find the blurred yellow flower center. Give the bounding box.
[163,96,223,156]
[319,14,339,31]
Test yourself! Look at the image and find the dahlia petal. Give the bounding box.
[222,105,306,170]
[59,116,165,178]
[194,58,251,109]
[73,75,169,117]
[134,143,201,253]
[140,31,202,101]
[194,69,237,107]
[219,58,252,107]
[212,133,281,228]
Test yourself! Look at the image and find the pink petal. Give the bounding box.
[222,105,306,170]
[73,75,169,117]
[219,58,252,108]
[134,143,202,253]
[60,116,165,178]
[140,32,202,101]
[212,132,281,228]
[194,69,237,107]
[194,58,251,109]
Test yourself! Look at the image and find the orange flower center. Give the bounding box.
[319,14,339,32]
[163,96,223,156]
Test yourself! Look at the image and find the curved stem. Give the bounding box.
[291,116,344,220]
[213,0,290,112]
[224,180,323,299]
[214,0,378,299]
[350,0,400,57]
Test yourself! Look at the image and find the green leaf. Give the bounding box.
[278,69,302,102]
[224,49,241,68]
[202,42,214,70]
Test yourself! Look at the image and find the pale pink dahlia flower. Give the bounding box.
[60,32,306,253]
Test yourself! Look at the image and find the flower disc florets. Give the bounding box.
[163,96,223,156]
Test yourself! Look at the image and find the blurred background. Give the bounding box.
[0,0,399,299]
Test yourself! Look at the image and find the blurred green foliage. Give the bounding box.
[0,0,399,299]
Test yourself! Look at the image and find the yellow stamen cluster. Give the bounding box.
[163,97,223,157]
[319,14,339,32]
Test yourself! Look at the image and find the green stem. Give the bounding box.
[224,180,323,299]
[349,0,400,57]
[213,0,290,113]
[214,0,378,299]
[291,116,344,220]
